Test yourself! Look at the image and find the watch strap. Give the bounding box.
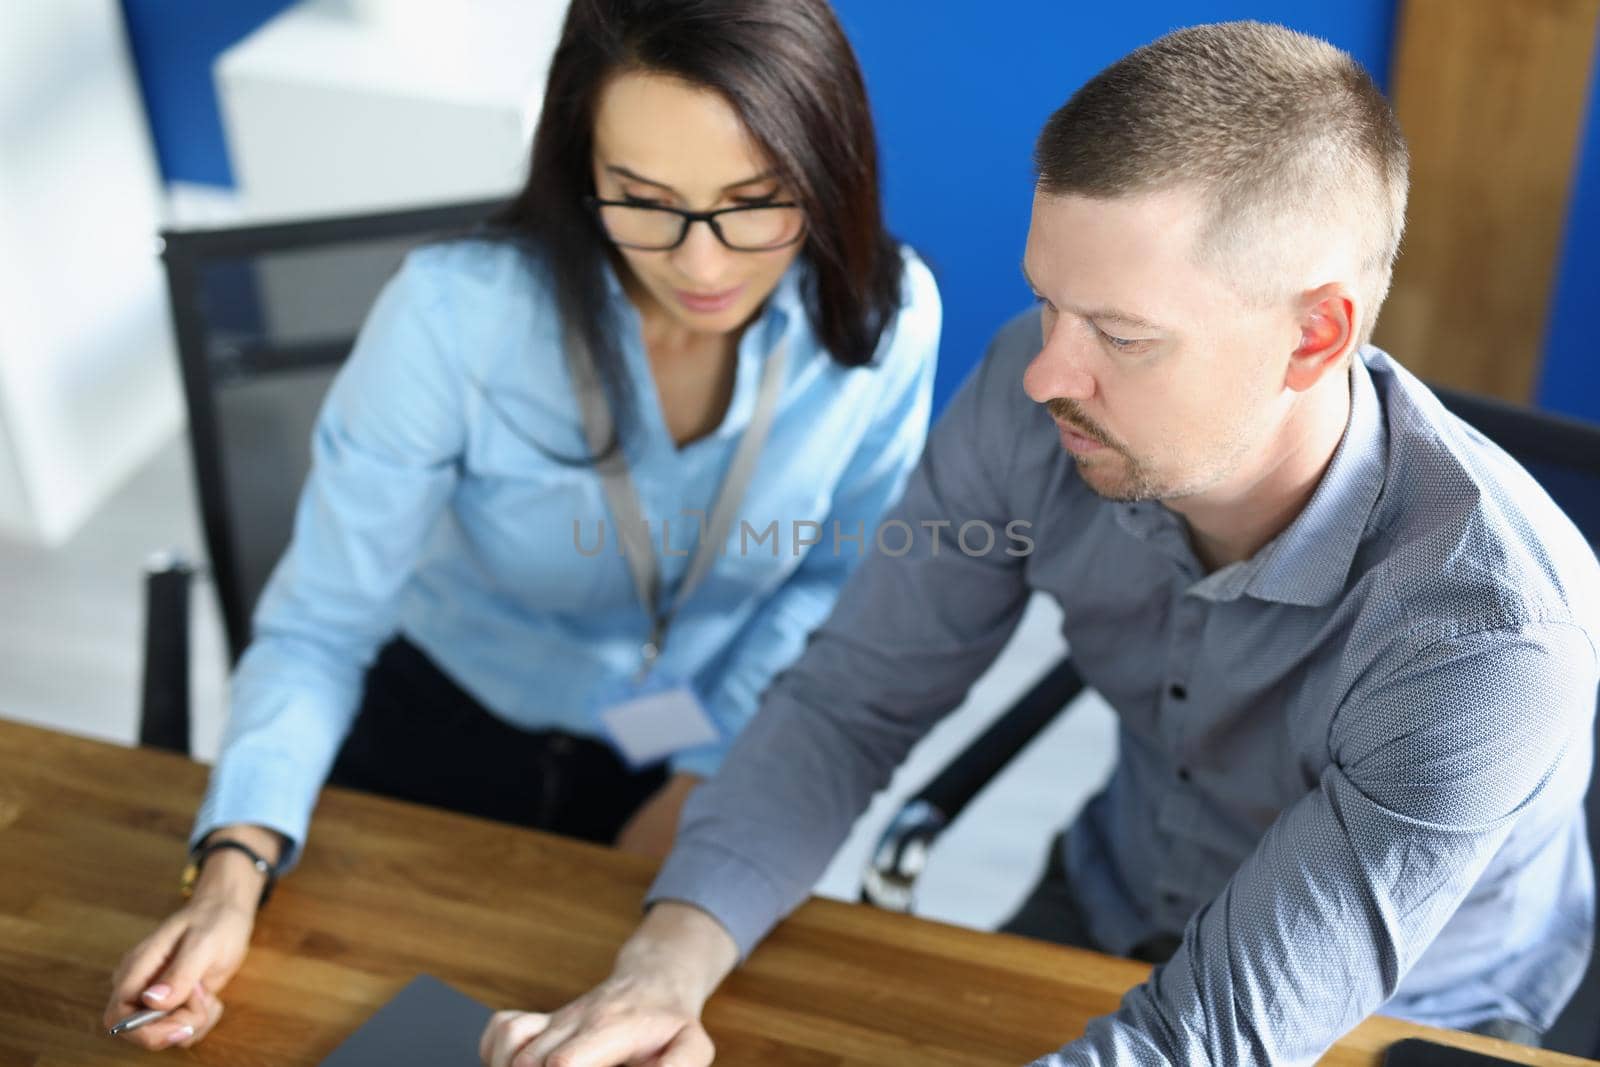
[180,838,279,908]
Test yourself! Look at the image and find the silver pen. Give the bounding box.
[107,1007,172,1036]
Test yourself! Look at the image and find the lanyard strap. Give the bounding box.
[564,324,789,672]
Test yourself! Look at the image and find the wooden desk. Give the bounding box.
[2,719,1590,1066]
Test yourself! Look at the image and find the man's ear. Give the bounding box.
[1286,283,1356,392]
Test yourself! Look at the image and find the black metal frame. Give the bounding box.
[139,553,194,752]
[157,197,506,661]
[140,198,506,760]
[862,659,1086,911]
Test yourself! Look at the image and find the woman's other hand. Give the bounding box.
[614,772,702,861]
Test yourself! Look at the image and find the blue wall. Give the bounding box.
[830,2,1399,410]
[1536,18,1600,424]
[121,1,1596,420]
[119,0,296,186]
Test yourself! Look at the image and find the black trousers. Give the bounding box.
[1000,831,1543,1048]
[1000,830,1181,964]
[327,637,667,844]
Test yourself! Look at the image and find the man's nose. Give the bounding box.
[1022,316,1096,405]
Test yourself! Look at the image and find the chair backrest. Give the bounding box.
[159,198,505,661]
[1431,385,1600,1056]
[1432,385,1600,546]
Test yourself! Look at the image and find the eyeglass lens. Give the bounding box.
[597,203,802,250]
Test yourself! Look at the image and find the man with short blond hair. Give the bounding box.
[482,22,1599,1067]
[1035,20,1409,340]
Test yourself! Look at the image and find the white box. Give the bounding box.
[216,0,570,221]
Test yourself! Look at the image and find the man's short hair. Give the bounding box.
[1035,21,1409,342]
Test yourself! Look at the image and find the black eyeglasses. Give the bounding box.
[584,196,806,252]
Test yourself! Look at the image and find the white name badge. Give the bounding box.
[593,679,721,769]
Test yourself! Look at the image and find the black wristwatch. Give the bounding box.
[180,838,281,908]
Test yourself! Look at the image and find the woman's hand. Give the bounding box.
[614,772,703,861]
[103,893,254,1049]
[479,902,737,1067]
[103,825,281,1050]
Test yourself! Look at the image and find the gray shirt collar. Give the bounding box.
[1113,352,1388,607]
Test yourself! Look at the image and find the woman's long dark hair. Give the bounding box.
[490,0,905,458]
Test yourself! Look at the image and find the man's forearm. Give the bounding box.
[616,902,740,1011]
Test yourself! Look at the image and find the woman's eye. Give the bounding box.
[731,190,782,206]
[621,193,668,207]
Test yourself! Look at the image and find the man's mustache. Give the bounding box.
[1045,398,1113,448]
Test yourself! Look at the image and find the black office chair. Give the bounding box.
[138,198,506,756]
[861,384,1600,1055]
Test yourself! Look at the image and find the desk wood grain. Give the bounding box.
[1,719,1590,1066]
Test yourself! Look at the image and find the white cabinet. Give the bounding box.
[0,0,181,545]
[216,0,569,221]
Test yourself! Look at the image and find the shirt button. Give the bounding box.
[1162,891,1182,907]
[1169,683,1188,700]
[1177,766,1192,782]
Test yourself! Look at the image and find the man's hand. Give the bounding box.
[614,772,703,861]
[479,902,738,1067]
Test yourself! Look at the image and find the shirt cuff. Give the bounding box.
[191,745,319,872]
[645,839,795,961]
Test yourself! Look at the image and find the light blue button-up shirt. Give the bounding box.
[650,308,1599,1062]
[193,238,941,865]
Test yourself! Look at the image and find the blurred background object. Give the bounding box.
[0,2,181,546]
[214,0,566,220]
[1,0,1595,960]
[1379,0,1600,411]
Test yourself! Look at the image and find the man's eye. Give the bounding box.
[1099,329,1148,352]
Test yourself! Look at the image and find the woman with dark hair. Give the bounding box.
[104,0,938,1051]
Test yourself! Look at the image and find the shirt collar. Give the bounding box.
[1234,349,1389,606]
[1109,351,1388,607]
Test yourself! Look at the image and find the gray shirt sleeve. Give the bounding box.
[645,310,1044,957]
[1029,620,1598,1066]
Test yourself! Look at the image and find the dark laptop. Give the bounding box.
[320,975,494,1066]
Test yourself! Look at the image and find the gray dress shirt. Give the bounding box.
[648,308,1600,1065]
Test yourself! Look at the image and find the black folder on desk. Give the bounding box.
[1382,1038,1526,1066]
[320,975,494,1066]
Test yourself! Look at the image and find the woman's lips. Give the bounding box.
[674,284,744,314]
